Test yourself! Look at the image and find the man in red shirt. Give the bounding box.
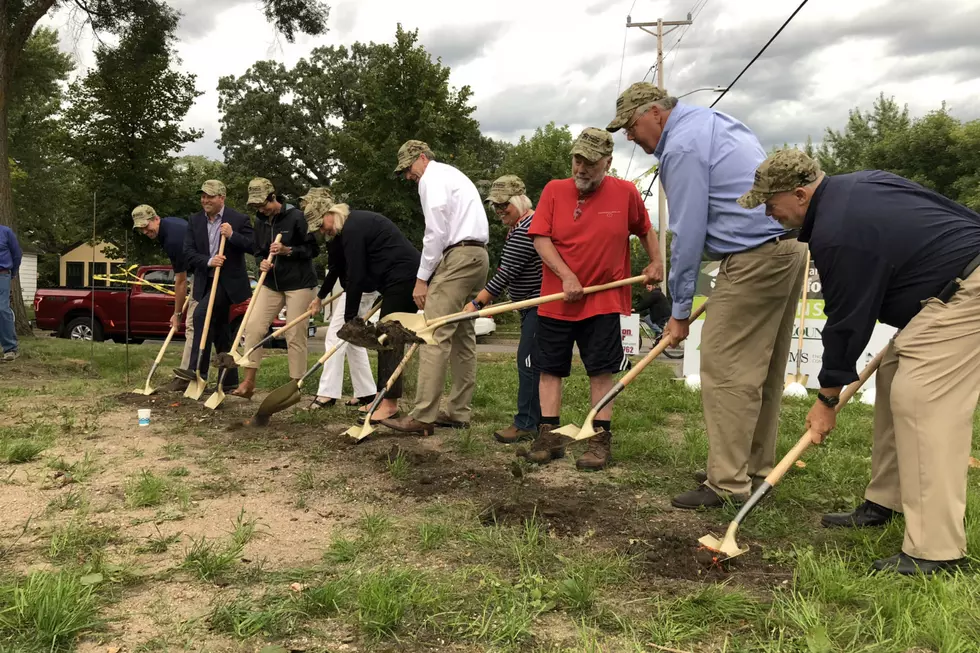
[521,127,663,470]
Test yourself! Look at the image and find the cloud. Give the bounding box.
[331,0,360,36]
[170,0,252,40]
[422,22,506,68]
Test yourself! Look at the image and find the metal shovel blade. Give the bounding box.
[184,373,207,401]
[698,525,750,560]
[132,385,156,396]
[552,419,603,442]
[253,380,302,422]
[345,420,376,442]
[204,385,225,410]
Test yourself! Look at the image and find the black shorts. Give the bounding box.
[533,313,631,378]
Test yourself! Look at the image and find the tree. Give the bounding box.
[218,25,505,252]
[497,122,573,203]
[816,94,980,212]
[0,0,330,335]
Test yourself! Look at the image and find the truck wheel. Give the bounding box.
[65,317,104,342]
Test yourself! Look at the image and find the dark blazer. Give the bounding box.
[183,207,254,304]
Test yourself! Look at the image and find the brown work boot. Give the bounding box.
[494,424,535,444]
[379,415,435,436]
[575,430,612,471]
[517,424,565,464]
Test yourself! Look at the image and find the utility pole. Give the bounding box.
[627,13,692,292]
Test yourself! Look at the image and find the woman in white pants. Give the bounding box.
[310,280,379,408]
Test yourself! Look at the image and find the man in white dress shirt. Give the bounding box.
[382,140,490,435]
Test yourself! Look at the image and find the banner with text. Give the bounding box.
[681,259,896,390]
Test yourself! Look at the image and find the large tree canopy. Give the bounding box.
[218,25,506,250]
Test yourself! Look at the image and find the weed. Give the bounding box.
[4,439,46,463]
[386,450,410,480]
[358,511,391,540]
[167,466,190,477]
[324,535,363,564]
[161,443,184,459]
[418,522,450,551]
[181,510,258,583]
[47,488,87,513]
[0,570,101,650]
[135,527,181,554]
[48,520,121,566]
[125,470,170,508]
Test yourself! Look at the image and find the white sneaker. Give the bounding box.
[2,351,18,362]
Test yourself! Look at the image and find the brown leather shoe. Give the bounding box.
[517,424,565,464]
[435,413,470,429]
[576,430,612,471]
[494,424,536,444]
[379,416,435,436]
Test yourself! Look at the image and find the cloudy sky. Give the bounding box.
[42,0,980,196]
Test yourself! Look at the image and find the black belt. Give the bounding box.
[936,252,980,302]
[0,269,9,275]
[444,240,486,253]
[770,229,800,243]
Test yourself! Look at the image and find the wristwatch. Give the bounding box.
[471,299,484,310]
[817,392,840,408]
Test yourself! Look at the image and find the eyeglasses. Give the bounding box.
[491,202,510,212]
[624,110,641,136]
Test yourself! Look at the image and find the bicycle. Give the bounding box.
[637,315,684,359]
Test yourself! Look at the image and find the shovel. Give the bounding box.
[204,297,338,411]
[784,251,812,398]
[185,235,226,401]
[133,295,190,396]
[553,301,708,442]
[345,341,421,442]
[380,275,647,345]
[249,302,384,425]
[228,234,281,361]
[698,345,887,561]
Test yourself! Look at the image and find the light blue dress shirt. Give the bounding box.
[654,103,787,319]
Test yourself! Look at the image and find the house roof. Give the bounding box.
[61,239,122,256]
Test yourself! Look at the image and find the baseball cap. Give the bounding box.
[486,175,526,204]
[570,128,615,162]
[304,196,333,232]
[394,140,430,174]
[737,149,821,209]
[247,177,275,208]
[607,82,669,132]
[132,204,157,229]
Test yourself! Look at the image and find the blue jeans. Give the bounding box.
[0,274,16,353]
[642,313,663,337]
[515,307,540,430]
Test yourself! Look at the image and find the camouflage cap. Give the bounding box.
[394,140,430,174]
[200,179,227,196]
[486,175,526,204]
[246,177,276,208]
[304,196,333,232]
[737,149,821,209]
[570,127,615,162]
[606,82,669,132]
[300,187,334,210]
[131,204,158,229]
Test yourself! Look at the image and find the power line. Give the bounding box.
[641,0,810,200]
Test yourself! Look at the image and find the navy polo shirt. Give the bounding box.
[158,216,190,276]
[800,170,980,388]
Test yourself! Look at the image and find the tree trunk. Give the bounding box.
[0,54,33,337]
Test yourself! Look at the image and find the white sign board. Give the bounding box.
[681,260,897,390]
[620,313,641,356]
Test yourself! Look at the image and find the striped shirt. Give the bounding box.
[485,212,542,302]
[206,208,224,259]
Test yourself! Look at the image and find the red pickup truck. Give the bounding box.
[33,265,302,346]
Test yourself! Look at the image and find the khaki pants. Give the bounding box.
[863,268,980,560]
[411,246,490,423]
[179,277,199,371]
[242,287,315,380]
[701,238,808,496]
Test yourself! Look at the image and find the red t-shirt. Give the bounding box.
[528,176,651,321]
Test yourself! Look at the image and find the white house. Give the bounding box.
[19,244,37,306]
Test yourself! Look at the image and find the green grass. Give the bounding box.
[0,570,101,651]
[3,439,46,463]
[181,510,258,583]
[124,470,188,509]
[48,520,121,567]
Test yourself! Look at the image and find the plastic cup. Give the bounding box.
[138,409,151,427]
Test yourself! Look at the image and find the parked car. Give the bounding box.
[33,265,289,346]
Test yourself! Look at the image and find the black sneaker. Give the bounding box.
[871,552,965,576]
[821,500,898,528]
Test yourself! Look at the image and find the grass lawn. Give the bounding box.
[0,336,977,652]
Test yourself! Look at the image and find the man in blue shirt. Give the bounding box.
[0,224,22,361]
[739,149,980,575]
[133,205,197,384]
[607,81,808,509]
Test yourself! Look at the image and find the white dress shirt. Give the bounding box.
[417,161,489,280]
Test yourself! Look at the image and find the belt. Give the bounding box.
[769,229,801,243]
[444,240,486,253]
[704,230,801,261]
[936,252,980,302]
[0,269,9,275]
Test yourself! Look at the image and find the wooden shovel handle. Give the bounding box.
[197,235,226,354]
[765,345,887,486]
[153,296,190,365]
[794,250,811,370]
[233,234,282,348]
[479,275,646,318]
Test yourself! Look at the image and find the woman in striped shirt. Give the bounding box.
[465,175,543,444]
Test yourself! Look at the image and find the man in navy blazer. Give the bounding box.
[179,179,254,389]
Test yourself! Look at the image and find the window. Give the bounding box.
[89,262,107,286]
[65,262,84,288]
[141,269,175,295]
